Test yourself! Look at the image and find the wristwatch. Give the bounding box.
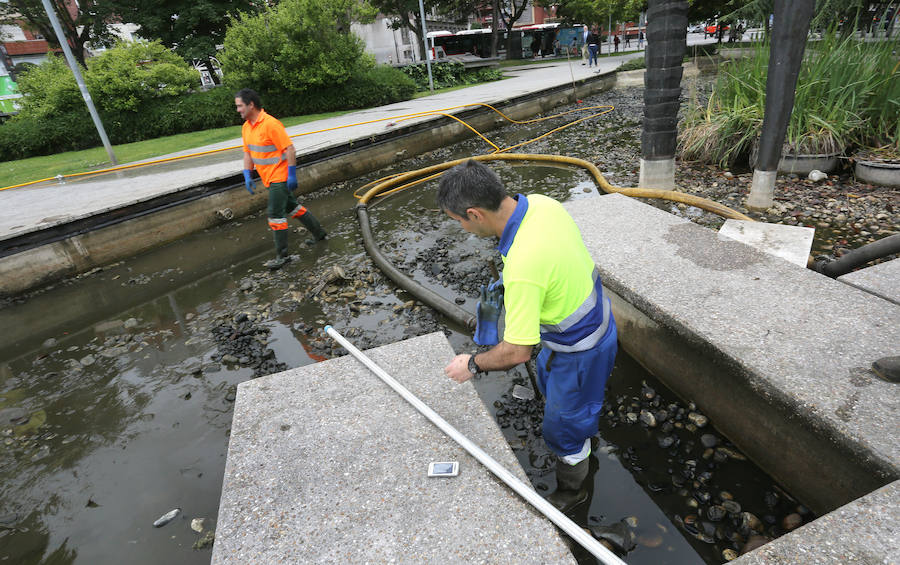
[467,354,483,375]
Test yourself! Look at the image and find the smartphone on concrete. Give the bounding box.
[427,461,459,477]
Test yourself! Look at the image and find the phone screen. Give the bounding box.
[432,463,455,474]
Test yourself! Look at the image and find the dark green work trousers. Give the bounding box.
[266,182,326,258]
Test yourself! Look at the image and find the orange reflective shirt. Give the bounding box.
[241,110,292,187]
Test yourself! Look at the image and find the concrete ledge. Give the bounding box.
[838,258,900,306]
[567,194,899,515]
[213,332,575,564]
[732,480,900,564]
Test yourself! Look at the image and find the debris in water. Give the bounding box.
[153,508,181,528]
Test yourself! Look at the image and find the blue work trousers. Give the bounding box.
[536,318,617,457]
[588,44,599,66]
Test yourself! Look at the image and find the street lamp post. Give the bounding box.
[418,0,434,93]
[40,0,117,165]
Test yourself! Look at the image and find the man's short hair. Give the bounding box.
[436,160,506,217]
[235,88,262,109]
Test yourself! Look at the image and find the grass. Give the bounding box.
[0,109,353,189]
[679,31,900,167]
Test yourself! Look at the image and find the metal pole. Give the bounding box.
[324,325,627,565]
[40,0,117,165]
[417,0,434,93]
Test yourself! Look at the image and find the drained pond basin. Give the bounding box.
[4,80,894,565]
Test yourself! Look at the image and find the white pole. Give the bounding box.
[417,0,435,93]
[40,0,117,165]
[324,325,627,565]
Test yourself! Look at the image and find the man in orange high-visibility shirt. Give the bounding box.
[236,88,327,270]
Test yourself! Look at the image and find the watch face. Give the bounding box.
[468,356,478,374]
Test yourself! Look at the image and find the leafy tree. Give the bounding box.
[102,0,266,84]
[219,0,376,97]
[12,55,80,118]
[0,0,116,66]
[13,40,199,117]
[84,40,200,112]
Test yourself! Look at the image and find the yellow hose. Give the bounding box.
[359,153,753,222]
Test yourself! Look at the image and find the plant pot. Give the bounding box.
[776,152,840,174]
[855,159,900,187]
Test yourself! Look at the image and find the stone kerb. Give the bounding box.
[566,193,899,516]
[213,331,575,564]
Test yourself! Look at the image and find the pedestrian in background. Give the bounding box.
[613,34,620,52]
[235,88,327,270]
[587,27,599,67]
[638,30,644,48]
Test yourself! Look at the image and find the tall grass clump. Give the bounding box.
[679,30,900,167]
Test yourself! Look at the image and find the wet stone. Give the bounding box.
[707,505,726,522]
[639,409,657,427]
[687,412,708,428]
[781,512,803,531]
[699,433,718,448]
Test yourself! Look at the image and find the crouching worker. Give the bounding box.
[235,88,326,270]
[439,160,617,513]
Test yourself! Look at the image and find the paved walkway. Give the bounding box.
[0,53,642,244]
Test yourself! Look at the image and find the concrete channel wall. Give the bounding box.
[0,73,615,298]
[570,194,899,559]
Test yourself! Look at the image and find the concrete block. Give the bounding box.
[567,193,900,515]
[213,332,575,564]
[718,219,814,267]
[838,258,900,306]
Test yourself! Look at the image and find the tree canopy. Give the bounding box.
[103,0,265,63]
[0,0,116,66]
[13,40,199,118]
[218,0,376,96]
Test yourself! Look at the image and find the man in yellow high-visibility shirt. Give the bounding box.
[236,88,326,270]
[439,160,618,514]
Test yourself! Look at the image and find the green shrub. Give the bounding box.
[264,65,415,116]
[13,56,81,119]
[617,57,645,72]
[0,66,414,161]
[219,0,375,96]
[14,42,200,119]
[401,61,503,92]
[0,109,97,160]
[84,40,200,112]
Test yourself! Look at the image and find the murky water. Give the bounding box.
[1,85,811,564]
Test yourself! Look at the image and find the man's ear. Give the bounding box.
[466,207,483,221]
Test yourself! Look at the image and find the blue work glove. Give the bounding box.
[242,169,255,195]
[474,278,503,346]
[287,165,297,190]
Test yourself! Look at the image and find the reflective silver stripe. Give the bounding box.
[251,155,283,165]
[540,269,601,334]
[248,143,277,152]
[541,296,611,353]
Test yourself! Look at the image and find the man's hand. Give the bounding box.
[286,165,298,190]
[445,354,474,384]
[242,169,256,195]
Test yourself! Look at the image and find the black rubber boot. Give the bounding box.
[298,212,327,245]
[546,457,590,513]
[265,231,291,270]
